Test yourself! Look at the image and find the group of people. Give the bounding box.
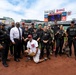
[0,20,76,67]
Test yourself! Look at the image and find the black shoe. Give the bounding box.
[19,57,23,59]
[14,59,20,62]
[6,59,10,61]
[0,58,1,62]
[59,54,62,56]
[2,63,8,67]
[75,57,76,60]
[40,56,43,59]
[47,56,51,60]
[67,54,69,57]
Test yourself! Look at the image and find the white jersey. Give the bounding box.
[27,39,40,54]
[27,39,40,63]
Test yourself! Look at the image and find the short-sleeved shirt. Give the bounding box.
[66,26,76,37]
[27,39,39,53]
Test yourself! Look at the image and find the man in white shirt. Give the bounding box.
[25,35,45,63]
[10,22,22,62]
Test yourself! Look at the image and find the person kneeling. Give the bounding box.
[25,35,45,63]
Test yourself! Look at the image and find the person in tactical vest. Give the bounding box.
[0,23,10,67]
[52,20,60,40]
[22,25,30,50]
[55,25,65,57]
[36,24,44,49]
[52,20,60,51]
[47,24,54,55]
[32,28,38,41]
[0,23,3,61]
[66,21,76,60]
[28,23,35,34]
[41,26,52,59]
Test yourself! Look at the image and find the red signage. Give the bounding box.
[56,8,65,13]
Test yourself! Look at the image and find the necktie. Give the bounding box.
[18,28,21,40]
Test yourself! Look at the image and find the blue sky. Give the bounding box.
[7,0,37,8]
[0,0,76,22]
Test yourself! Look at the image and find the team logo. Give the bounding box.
[31,44,35,48]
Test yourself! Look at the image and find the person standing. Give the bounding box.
[0,23,10,67]
[22,26,30,50]
[36,24,44,49]
[0,23,2,61]
[10,22,22,62]
[52,20,60,51]
[8,22,15,56]
[66,21,76,60]
[28,23,34,34]
[55,25,65,57]
[41,26,52,59]
[21,22,25,33]
[32,28,38,41]
[47,24,54,54]
[21,22,26,55]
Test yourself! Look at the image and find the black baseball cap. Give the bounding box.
[71,21,75,24]
[0,23,6,26]
[31,23,34,25]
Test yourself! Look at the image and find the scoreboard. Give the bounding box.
[44,9,67,22]
[48,14,61,21]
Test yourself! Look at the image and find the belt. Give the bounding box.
[14,38,21,41]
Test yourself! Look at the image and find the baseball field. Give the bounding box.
[0,48,76,75]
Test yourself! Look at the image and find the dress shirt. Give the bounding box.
[10,26,22,43]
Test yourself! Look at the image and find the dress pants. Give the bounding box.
[2,43,9,64]
[14,39,22,60]
[40,42,50,58]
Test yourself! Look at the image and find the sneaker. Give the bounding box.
[14,59,20,62]
[25,57,30,62]
[47,56,51,60]
[44,57,48,61]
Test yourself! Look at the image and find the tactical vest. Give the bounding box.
[69,27,76,37]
